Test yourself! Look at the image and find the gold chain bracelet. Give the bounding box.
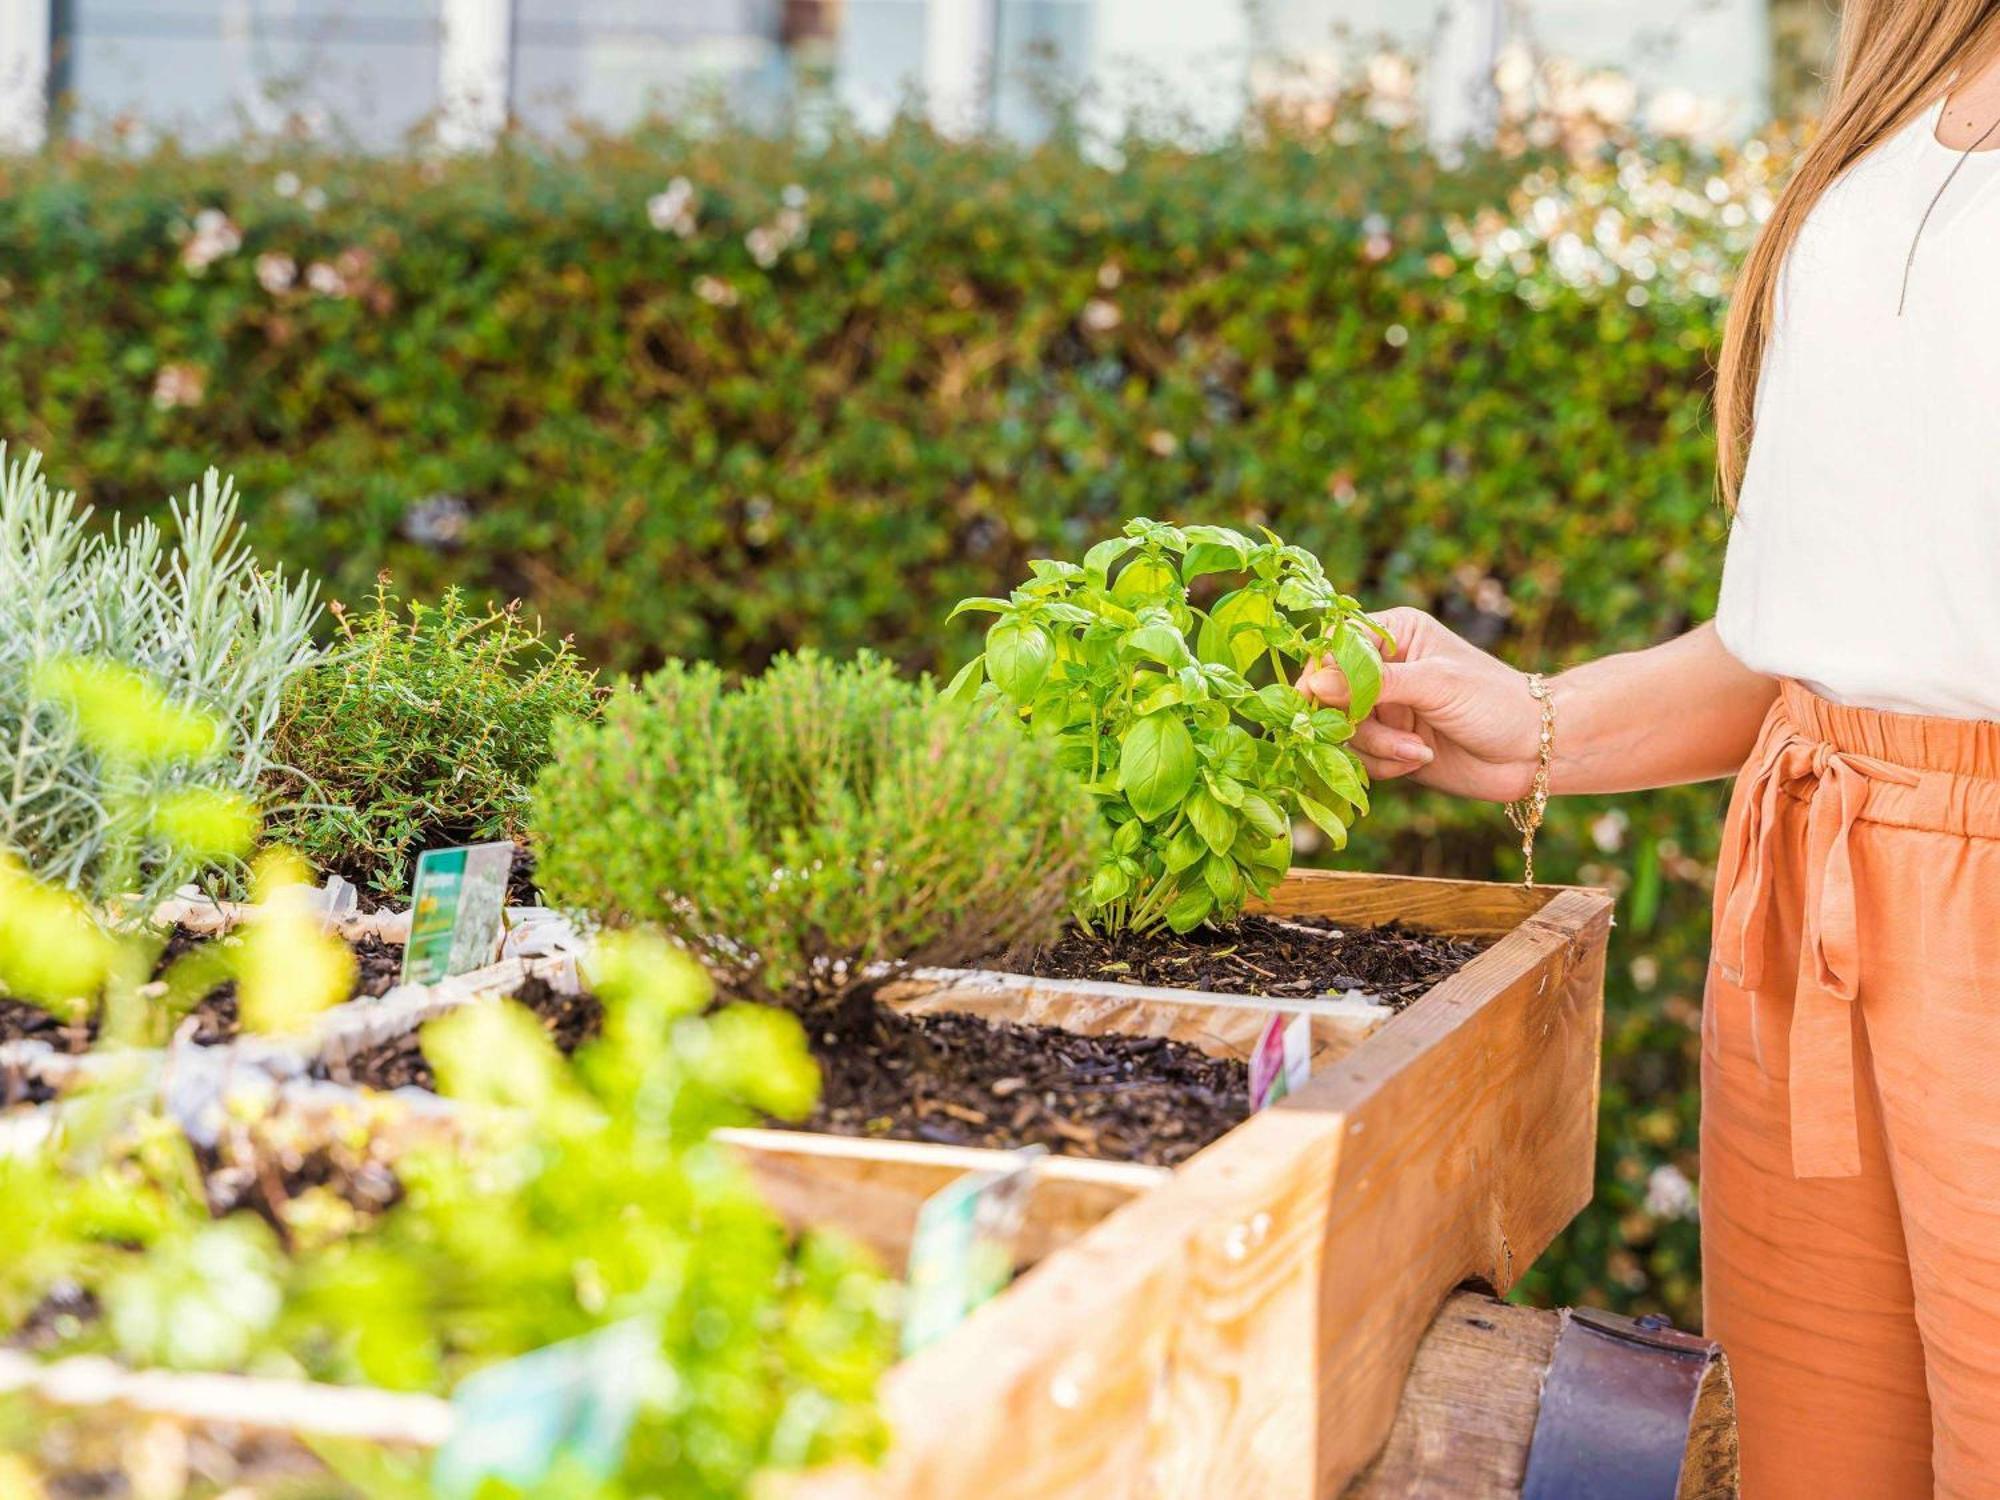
[1504,672,1555,888]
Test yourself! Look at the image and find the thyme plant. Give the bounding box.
[946,518,1383,935]
[262,581,602,896]
[530,651,1100,1004]
[0,445,319,908]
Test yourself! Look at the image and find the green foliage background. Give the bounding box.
[0,106,1791,1327]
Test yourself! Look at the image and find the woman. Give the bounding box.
[1303,6,2000,1494]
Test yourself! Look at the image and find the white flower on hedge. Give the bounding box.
[151,363,206,410]
[180,208,242,273]
[1081,298,1120,333]
[745,203,809,268]
[301,185,328,213]
[1644,1164,1697,1222]
[255,253,297,294]
[305,260,347,297]
[400,493,470,547]
[694,275,738,308]
[273,170,301,198]
[648,177,699,237]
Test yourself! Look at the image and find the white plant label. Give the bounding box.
[1249,1011,1312,1111]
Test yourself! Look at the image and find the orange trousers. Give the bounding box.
[1703,681,2000,1498]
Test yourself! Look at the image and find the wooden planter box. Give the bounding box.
[1,869,1611,1500]
[784,868,1614,1500]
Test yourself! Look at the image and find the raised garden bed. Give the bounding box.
[2,867,1610,1497]
[786,867,1613,1498]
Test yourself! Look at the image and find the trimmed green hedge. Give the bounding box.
[0,110,1791,1327]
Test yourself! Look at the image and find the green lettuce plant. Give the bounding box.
[0,444,318,908]
[530,651,1099,1004]
[947,518,1382,936]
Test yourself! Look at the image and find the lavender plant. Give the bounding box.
[0,445,319,908]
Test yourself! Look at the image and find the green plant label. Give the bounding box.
[901,1147,1044,1355]
[402,841,514,986]
[1249,1011,1312,1110]
[431,1318,655,1498]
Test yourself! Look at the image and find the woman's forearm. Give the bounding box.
[1546,623,1777,795]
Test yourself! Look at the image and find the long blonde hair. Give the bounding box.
[1717,0,2000,506]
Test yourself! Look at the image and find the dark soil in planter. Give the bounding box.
[0,930,406,1067]
[315,973,1245,1169]
[1005,914,1488,1010]
[311,975,602,1092]
[784,992,1249,1168]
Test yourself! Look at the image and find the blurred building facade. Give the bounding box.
[0,0,1825,152]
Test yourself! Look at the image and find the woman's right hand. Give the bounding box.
[1302,606,1543,804]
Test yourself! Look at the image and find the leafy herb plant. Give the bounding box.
[262,580,602,897]
[0,445,318,908]
[0,933,891,1498]
[530,651,1100,1004]
[947,518,1384,936]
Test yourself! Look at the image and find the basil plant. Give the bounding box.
[945,518,1386,937]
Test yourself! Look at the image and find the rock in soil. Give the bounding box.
[1004,914,1487,1009]
[312,975,602,1092]
[782,991,1250,1168]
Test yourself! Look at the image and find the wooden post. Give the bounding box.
[1347,1291,1739,1500]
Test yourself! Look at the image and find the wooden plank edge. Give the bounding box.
[1302,886,1614,1494]
[717,1127,1169,1271]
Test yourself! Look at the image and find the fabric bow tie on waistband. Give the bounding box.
[1714,731,1920,1178]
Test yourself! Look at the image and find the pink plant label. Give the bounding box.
[1249,1011,1313,1111]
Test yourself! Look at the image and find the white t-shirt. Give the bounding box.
[1716,99,2000,721]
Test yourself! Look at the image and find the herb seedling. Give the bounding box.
[946,518,1386,935]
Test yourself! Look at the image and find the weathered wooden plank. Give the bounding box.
[785,1099,1351,1500]
[1308,887,1611,1494]
[1252,868,1560,940]
[1344,1291,1559,1498]
[716,1127,1166,1273]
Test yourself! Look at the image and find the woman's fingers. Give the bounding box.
[1351,719,1432,765]
[1300,664,1350,707]
[1355,749,1426,781]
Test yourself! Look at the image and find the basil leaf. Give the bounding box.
[1185,785,1237,854]
[1297,792,1350,851]
[1329,622,1382,723]
[1165,884,1215,934]
[986,619,1054,702]
[1117,711,1196,822]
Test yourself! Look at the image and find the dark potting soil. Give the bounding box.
[784,992,1250,1168]
[0,929,406,1058]
[1006,914,1487,1010]
[311,975,603,1093]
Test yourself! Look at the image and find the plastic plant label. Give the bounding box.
[901,1146,1045,1356]
[1248,1011,1312,1111]
[402,842,514,986]
[431,1318,655,1499]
